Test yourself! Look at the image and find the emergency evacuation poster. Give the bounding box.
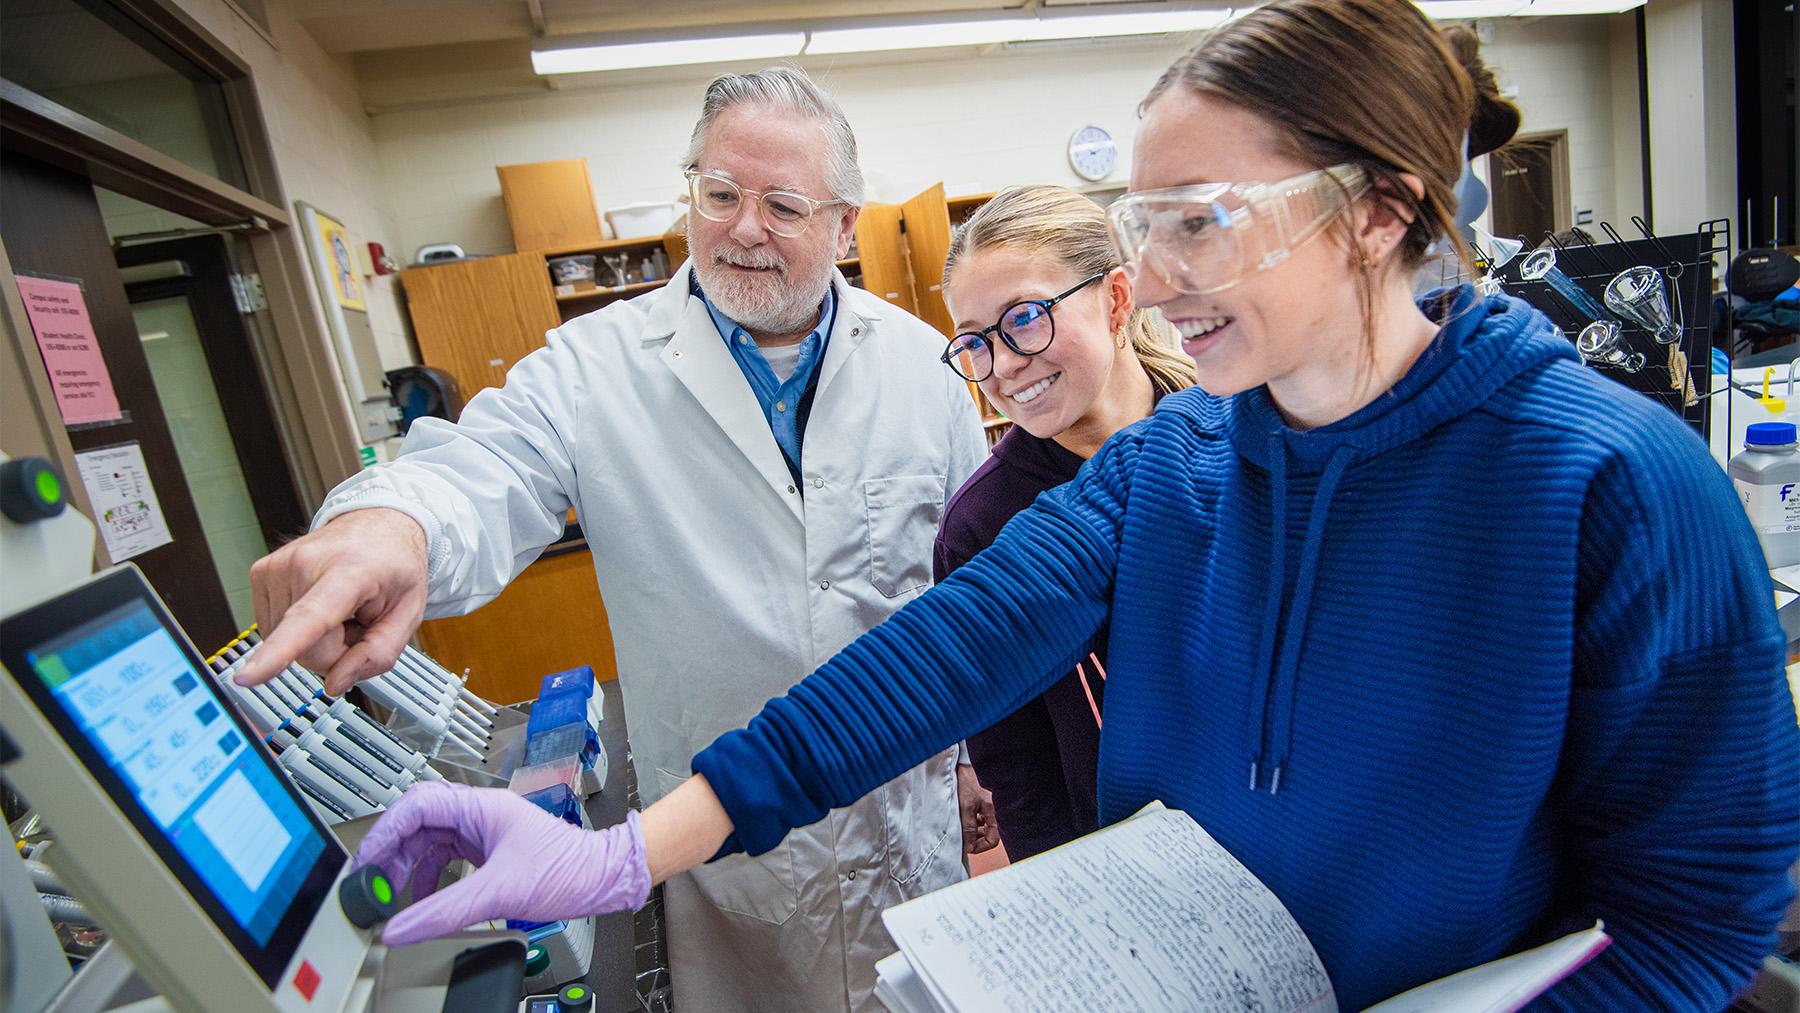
[15,274,123,426]
[74,442,173,562]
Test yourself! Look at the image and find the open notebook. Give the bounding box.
[875,803,1608,1013]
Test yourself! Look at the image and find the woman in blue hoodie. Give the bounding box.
[361,0,1800,1007]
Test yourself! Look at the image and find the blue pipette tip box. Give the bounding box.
[537,665,595,700]
[523,666,600,767]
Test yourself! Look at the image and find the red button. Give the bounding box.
[293,961,321,1001]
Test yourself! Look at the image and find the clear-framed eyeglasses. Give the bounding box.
[939,271,1107,383]
[1107,164,1371,296]
[684,169,849,239]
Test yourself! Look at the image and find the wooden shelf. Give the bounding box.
[555,279,666,303]
[983,415,1011,429]
[541,233,677,258]
[837,257,860,269]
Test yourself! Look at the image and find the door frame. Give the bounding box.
[1488,129,1573,244]
[118,235,311,549]
[2,150,239,648]
[0,0,361,511]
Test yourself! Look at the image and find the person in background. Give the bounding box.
[236,67,990,1012]
[349,2,1800,1008]
[933,185,1194,860]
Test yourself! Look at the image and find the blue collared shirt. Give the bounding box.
[693,274,835,480]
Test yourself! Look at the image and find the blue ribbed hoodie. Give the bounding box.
[693,287,1800,1009]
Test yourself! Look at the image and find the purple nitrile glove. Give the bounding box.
[353,780,650,946]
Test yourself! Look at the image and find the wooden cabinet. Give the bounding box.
[497,158,606,253]
[854,185,1008,439]
[400,252,561,399]
[854,185,995,336]
[855,202,914,313]
[900,184,956,336]
[415,546,620,705]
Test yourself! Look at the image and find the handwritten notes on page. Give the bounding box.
[880,803,1337,1013]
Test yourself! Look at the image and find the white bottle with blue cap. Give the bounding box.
[1730,421,1800,568]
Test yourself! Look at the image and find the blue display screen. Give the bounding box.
[25,602,327,945]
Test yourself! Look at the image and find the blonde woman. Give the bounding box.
[933,186,1193,860]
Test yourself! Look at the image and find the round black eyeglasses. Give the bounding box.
[939,272,1106,382]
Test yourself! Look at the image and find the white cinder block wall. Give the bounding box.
[1482,14,1624,238]
[369,14,1644,267]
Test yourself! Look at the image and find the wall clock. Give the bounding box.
[1068,124,1117,182]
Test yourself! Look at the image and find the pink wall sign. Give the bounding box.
[15,274,122,426]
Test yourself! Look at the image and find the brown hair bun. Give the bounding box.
[1440,24,1521,158]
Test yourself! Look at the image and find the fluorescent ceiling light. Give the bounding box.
[1028,10,1236,39]
[1516,0,1646,13]
[528,0,1643,78]
[531,32,806,74]
[805,10,1232,56]
[806,18,1020,54]
[1414,0,1644,17]
[1414,1,1530,16]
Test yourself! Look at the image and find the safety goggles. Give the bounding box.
[684,169,849,239]
[939,272,1106,383]
[1107,164,1370,295]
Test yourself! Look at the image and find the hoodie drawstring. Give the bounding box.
[1248,437,1357,794]
[1246,434,1288,792]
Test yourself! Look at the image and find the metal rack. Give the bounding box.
[1494,217,1728,437]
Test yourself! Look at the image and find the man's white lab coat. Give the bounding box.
[316,262,987,1011]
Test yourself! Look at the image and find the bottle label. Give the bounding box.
[1735,478,1800,534]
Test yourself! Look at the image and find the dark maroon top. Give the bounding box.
[933,422,1109,860]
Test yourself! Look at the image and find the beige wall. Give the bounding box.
[1607,13,1647,228]
[365,14,1645,270]
[1644,0,1737,237]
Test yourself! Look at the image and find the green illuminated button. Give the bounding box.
[1,457,68,523]
[557,982,592,1012]
[338,865,398,929]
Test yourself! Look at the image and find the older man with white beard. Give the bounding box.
[234,67,990,1011]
